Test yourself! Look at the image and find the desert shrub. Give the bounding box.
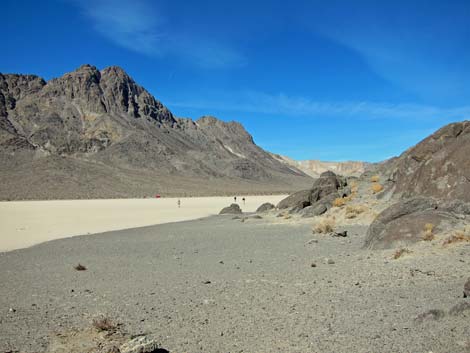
[371,183,383,194]
[442,228,470,246]
[370,175,380,183]
[74,263,87,271]
[392,248,412,259]
[422,223,435,241]
[333,197,347,207]
[345,204,367,219]
[92,316,115,332]
[313,217,335,234]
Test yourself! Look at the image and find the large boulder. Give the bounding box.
[300,203,328,218]
[219,203,242,215]
[277,189,311,210]
[256,202,275,213]
[276,171,350,214]
[364,197,469,249]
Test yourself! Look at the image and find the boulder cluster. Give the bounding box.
[276,171,350,217]
[218,171,350,217]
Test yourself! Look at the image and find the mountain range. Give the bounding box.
[0,65,314,200]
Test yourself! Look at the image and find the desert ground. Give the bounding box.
[0,195,286,252]
[1,211,469,353]
[1,173,469,353]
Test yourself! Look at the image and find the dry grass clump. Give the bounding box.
[350,180,358,193]
[333,197,347,207]
[345,204,368,219]
[312,217,335,234]
[392,248,412,259]
[74,263,87,271]
[422,223,435,241]
[442,228,470,246]
[370,175,380,183]
[92,316,116,332]
[371,183,384,194]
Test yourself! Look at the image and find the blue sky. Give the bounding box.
[3,0,470,162]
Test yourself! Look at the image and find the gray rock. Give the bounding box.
[277,189,311,210]
[364,196,464,249]
[256,202,275,213]
[332,231,348,237]
[219,203,242,215]
[120,335,161,353]
[300,203,327,218]
[414,309,445,323]
[464,278,470,298]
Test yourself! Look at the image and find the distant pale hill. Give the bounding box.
[270,153,369,178]
[0,65,313,200]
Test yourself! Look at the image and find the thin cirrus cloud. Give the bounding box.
[167,91,470,122]
[302,1,470,103]
[70,0,245,69]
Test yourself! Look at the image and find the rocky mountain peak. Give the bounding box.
[100,66,130,79]
[35,65,176,124]
[0,64,314,199]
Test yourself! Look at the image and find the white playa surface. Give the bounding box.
[0,195,287,252]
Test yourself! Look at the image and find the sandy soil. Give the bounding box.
[1,214,469,353]
[0,195,286,252]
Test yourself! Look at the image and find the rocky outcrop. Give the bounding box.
[0,65,313,199]
[378,121,470,202]
[299,203,328,217]
[364,197,470,249]
[256,202,275,213]
[365,121,470,250]
[276,171,350,216]
[277,189,312,210]
[219,203,242,214]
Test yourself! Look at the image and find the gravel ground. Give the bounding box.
[1,215,469,353]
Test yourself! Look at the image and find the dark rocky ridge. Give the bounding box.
[378,121,470,202]
[365,121,470,249]
[0,65,313,199]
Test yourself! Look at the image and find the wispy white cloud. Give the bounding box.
[71,0,245,68]
[301,2,470,102]
[167,91,470,121]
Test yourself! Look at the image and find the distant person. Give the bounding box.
[234,196,237,202]
[242,197,245,205]
[177,199,181,208]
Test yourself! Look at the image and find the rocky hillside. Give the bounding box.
[377,121,470,202]
[0,65,312,200]
[270,154,368,178]
[364,121,470,249]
